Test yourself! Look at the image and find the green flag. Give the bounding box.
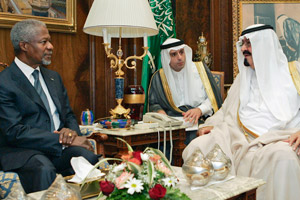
[141,0,176,113]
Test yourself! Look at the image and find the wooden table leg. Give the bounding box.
[245,188,256,200]
[115,136,132,159]
[227,188,257,200]
[173,129,186,166]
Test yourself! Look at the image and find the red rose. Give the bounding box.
[132,151,142,164]
[149,184,167,200]
[99,180,115,196]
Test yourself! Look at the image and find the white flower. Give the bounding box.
[152,170,157,178]
[141,153,149,161]
[124,178,144,194]
[162,176,178,187]
[112,162,126,173]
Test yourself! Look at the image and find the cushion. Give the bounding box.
[0,171,20,199]
[212,73,221,92]
[88,139,97,154]
[98,160,110,170]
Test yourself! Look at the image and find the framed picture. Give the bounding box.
[0,0,76,33]
[232,0,300,77]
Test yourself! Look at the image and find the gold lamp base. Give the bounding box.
[109,99,131,119]
[102,37,148,120]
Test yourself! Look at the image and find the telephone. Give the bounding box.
[143,112,183,127]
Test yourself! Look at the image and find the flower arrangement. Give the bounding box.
[85,138,190,200]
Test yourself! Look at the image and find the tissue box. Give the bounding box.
[64,175,103,199]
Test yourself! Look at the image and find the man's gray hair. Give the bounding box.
[10,19,46,54]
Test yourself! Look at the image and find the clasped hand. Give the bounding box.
[54,128,94,152]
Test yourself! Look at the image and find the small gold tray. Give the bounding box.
[64,175,104,199]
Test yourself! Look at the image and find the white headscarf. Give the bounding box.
[161,38,207,107]
[236,24,300,123]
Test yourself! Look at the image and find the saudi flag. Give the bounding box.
[141,0,176,113]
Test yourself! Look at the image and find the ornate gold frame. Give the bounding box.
[0,0,76,33]
[232,0,300,77]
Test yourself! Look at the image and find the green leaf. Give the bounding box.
[164,188,191,200]
[127,161,142,174]
[96,191,104,200]
[107,188,151,200]
[116,137,133,152]
[146,160,155,186]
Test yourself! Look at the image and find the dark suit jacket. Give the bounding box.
[0,62,80,171]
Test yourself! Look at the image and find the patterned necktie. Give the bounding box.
[32,70,55,132]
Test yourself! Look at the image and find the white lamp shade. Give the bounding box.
[83,0,158,38]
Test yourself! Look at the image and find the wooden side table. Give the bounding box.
[98,126,186,166]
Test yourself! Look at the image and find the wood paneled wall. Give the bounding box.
[176,0,233,84]
[0,0,233,122]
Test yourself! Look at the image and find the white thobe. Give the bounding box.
[183,75,300,200]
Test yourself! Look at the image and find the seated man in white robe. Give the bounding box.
[182,24,300,200]
[148,38,222,145]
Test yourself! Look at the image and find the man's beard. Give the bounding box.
[42,52,52,65]
[42,58,51,65]
[244,58,250,66]
[243,50,251,67]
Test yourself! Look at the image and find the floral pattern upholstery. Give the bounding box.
[0,171,20,199]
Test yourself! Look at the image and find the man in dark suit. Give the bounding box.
[0,19,99,193]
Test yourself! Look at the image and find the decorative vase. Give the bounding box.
[182,148,213,186]
[206,144,232,180]
[81,109,94,125]
[123,85,145,121]
[99,119,132,129]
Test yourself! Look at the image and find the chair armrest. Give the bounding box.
[79,126,108,141]
[88,132,108,142]
[80,126,108,156]
[87,132,108,157]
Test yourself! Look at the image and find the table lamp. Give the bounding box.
[83,0,158,119]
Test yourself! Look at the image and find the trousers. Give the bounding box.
[14,146,99,193]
